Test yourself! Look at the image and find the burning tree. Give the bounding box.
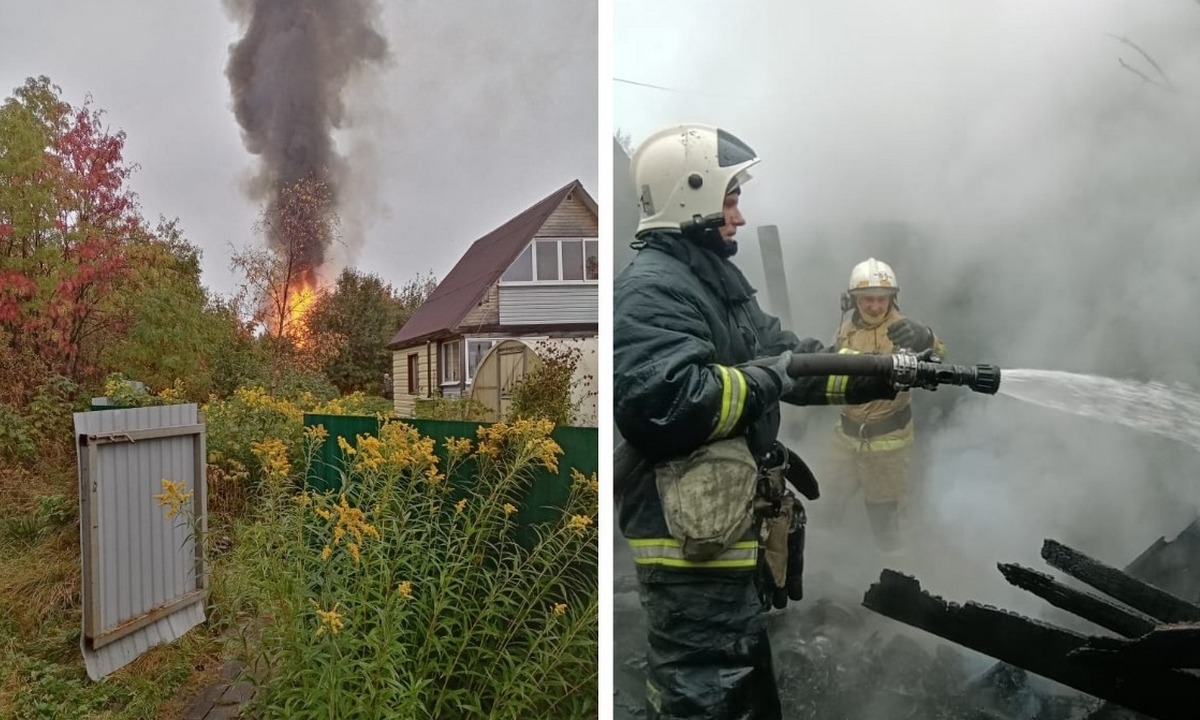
[232,176,336,341]
[230,176,344,392]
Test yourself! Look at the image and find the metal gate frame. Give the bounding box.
[75,404,208,679]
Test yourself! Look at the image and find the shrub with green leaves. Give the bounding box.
[412,394,490,422]
[0,404,36,465]
[507,342,587,427]
[203,386,307,485]
[234,418,598,719]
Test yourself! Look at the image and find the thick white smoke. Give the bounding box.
[615,5,1200,711]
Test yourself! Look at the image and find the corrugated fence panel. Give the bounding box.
[304,415,597,536]
[75,404,207,680]
[498,285,599,325]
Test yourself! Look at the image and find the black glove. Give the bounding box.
[887,319,935,352]
[784,447,820,501]
[845,374,899,403]
[740,350,795,399]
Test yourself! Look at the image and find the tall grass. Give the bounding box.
[232,417,598,719]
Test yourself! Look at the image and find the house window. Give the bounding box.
[500,238,599,284]
[536,240,559,280]
[440,340,461,384]
[406,353,419,394]
[585,240,598,280]
[466,339,498,382]
[501,246,533,282]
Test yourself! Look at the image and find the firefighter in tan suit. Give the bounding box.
[830,258,944,551]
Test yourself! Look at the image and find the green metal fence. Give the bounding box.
[303,414,598,530]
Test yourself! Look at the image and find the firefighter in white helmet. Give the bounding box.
[614,126,902,720]
[829,258,944,551]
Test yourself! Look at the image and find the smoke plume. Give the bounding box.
[224,0,388,283]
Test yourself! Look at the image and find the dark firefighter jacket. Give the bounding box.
[614,231,851,581]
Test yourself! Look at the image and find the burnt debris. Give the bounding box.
[861,518,1200,720]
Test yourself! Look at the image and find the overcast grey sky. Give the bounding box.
[614,0,1200,642]
[1,1,597,298]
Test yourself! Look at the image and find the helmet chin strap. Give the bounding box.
[681,213,737,258]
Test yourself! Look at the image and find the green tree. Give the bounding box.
[306,269,436,394]
[102,219,264,400]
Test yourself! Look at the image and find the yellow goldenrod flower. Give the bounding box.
[153,479,193,520]
[503,503,517,515]
[445,436,473,458]
[571,469,599,496]
[309,599,345,637]
[396,581,413,599]
[552,603,567,617]
[455,498,467,513]
[337,435,357,456]
[304,424,329,444]
[314,494,381,563]
[567,514,593,535]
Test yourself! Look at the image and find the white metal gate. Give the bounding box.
[74,403,207,680]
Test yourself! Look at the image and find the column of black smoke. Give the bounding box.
[224,0,387,283]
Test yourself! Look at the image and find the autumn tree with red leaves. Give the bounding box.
[0,77,145,388]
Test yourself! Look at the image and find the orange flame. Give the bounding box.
[284,281,318,342]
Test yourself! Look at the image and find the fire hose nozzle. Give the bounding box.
[783,351,1002,395]
[901,356,1001,395]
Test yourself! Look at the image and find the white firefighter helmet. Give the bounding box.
[630,124,760,236]
[848,258,898,295]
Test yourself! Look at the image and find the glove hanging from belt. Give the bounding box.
[755,442,817,610]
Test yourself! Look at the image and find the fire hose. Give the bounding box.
[782,350,1001,395]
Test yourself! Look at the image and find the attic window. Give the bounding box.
[501,238,599,284]
[501,246,534,282]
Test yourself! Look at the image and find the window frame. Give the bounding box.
[465,338,499,384]
[406,353,420,394]
[440,339,462,385]
[499,237,600,287]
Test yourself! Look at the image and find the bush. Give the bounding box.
[312,392,394,418]
[235,418,598,719]
[203,387,396,516]
[0,404,36,465]
[413,395,490,422]
[203,387,307,499]
[507,342,588,427]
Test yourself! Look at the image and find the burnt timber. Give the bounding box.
[862,518,1200,720]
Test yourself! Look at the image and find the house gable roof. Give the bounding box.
[388,179,594,349]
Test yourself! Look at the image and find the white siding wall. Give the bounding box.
[499,284,598,325]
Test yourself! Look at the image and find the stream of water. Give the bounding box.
[998,369,1200,451]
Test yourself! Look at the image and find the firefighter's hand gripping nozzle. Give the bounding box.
[784,350,1002,395]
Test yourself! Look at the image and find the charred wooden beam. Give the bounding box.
[1067,623,1200,669]
[997,563,1158,638]
[862,569,1200,720]
[1042,539,1200,624]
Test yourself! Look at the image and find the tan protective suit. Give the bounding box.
[828,306,944,546]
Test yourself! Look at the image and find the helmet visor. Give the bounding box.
[717,129,757,168]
